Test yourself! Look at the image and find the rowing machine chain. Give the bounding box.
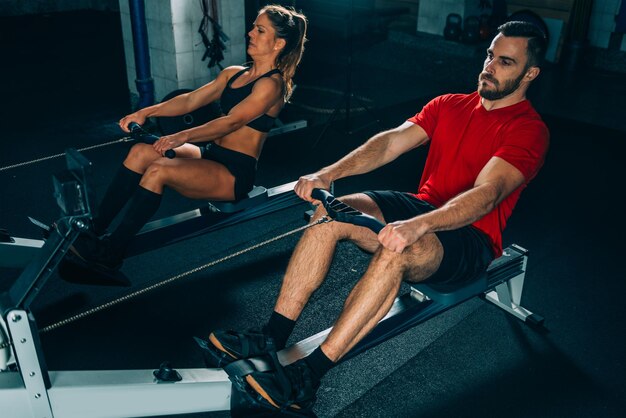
[0,136,133,172]
[0,216,332,351]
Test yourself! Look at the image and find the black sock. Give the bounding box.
[108,186,162,257]
[264,311,296,350]
[93,165,142,235]
[304,346,335,381]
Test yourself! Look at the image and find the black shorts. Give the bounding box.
[363,190,494,286]
[200,143,257,200]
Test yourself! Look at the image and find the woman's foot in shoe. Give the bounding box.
[69,234,123,271]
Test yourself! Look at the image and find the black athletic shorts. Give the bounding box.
[200,143,257,200]
[363,190,494,286]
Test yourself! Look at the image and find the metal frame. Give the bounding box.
[0,237,43,270]
[268,118,308,138]
[126,180,303,256]
[0,180,303,268]
[1,239,540,417]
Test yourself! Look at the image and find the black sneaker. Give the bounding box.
[244,359,320,411]
[70,234,123,271]
[203,328,277,367]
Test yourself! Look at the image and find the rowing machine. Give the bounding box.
[1,151,237,417]
[0,152,311,417]
[219,189,543,415]
[0,149,305,271]
[0,175,541,417]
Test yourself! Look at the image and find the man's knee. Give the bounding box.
[372,236,443,282]
[305,205,354,242]
[309,204,327,223]
[371,246,410,269]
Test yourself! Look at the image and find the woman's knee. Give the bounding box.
[139,160,173,190]
[124,143,159,170]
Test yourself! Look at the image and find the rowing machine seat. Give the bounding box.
[413,276,488,306]
[412,244,527,306]
[208,186,269,214]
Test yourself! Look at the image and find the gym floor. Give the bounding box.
[1,10,626,418]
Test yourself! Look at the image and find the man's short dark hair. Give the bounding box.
[498,21,547,68]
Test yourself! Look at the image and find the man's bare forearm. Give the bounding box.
[417,182,500,234]
[318,130,399,181]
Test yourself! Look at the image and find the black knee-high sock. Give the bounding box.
[264,311,296,350]
[107,186,162,257]
[93,165,143,235]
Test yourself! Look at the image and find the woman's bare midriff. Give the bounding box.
[213,125,267,159]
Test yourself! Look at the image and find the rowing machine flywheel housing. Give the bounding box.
[157,89,221,135]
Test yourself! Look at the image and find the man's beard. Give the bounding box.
[477,70,526,100]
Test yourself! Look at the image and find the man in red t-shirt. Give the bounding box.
[208,21,549,411]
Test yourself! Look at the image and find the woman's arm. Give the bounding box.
[118,66,240,131]
[152,75,284,153]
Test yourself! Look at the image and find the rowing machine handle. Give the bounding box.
[311,188,385,234]
[127,122,176,159]
[311,188,334,204]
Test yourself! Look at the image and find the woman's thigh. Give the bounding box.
[125,143,201,172]
[145,158,236,200]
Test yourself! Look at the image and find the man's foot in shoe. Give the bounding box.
[244,359,320,411]
[69,234,123,271]
[199,328,277,368]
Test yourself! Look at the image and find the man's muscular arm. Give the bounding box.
[295,122,429,201]
[379,156,525,252]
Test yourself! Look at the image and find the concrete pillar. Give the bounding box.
[119,0,246,105]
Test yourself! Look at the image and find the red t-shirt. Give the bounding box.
[407,92,549,256]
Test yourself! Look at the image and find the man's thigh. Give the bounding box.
[423,224,493,285]
[334,192,385,254]
[363,190,493,285]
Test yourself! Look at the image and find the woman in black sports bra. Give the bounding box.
[70,5,308,271]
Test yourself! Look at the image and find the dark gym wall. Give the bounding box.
[0,9,129,128]
[0,0,118,16]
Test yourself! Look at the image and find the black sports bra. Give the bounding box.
[220,67,282,133]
